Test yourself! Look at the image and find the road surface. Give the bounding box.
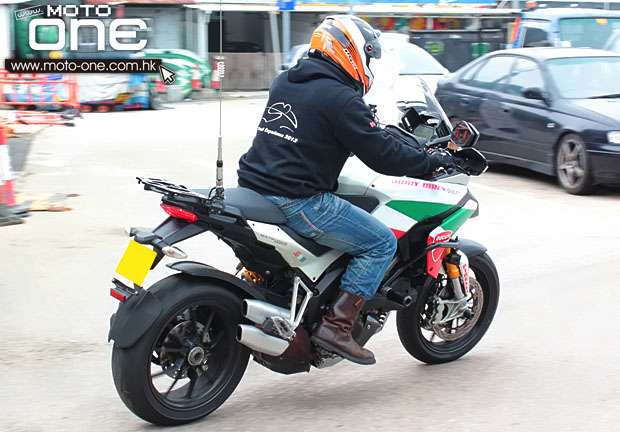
[1,98,619,431]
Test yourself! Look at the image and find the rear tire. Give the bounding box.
[111,275,249,425]
[397,253,499,364]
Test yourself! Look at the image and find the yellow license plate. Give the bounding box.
[115,240,157,286]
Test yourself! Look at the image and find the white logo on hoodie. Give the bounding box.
[262,102,298,133]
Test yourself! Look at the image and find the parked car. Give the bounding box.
[281,44,311,71]
[281,34,447,90]
[604,29,620,53]
[435,48,620,194]
[512,7,620,49]
[366,33,449,124]
[280,34,448,124]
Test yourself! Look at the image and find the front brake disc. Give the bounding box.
[431,278,483,341]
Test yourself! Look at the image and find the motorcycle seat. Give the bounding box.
[192,187,287,224]
[194,187,331,257]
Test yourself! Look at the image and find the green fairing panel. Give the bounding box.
[386,200,474,233]
[386,200,454,220]
[441,207,475,233]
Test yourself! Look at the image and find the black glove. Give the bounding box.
[452,148,488,176]
[427,149,457,175]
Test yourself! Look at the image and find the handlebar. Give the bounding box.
[429,147,488,177]
[425,135,452,148]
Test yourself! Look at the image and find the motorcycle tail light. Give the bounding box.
[161,204,198,222]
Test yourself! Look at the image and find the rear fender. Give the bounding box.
[108,288,161,349]
[108,262,265,349]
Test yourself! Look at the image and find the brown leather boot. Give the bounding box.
[311,290,376,365]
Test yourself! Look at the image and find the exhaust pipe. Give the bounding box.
[237,324,289,356]
[242,299,291,325]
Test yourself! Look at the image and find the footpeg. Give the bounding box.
[312,344,340,363]
[262,316,296,341]
[314,345,337,357]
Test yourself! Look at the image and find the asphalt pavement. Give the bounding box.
[1,98,619,432]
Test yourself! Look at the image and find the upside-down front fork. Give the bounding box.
[432,249,474,325]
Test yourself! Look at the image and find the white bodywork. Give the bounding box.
[246,156,475,283]
[247,220,343,282]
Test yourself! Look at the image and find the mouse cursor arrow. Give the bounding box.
[159,65,175,85]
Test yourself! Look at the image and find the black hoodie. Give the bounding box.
[237,57,442,198]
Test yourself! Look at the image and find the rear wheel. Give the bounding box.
[556,133,593,195]
[397,253,499,364]
[111,275,249,425]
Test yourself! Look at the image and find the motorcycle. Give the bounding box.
[108,80,499,425]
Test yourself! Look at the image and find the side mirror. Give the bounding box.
[523,87,550,103]
[451,121,479,148]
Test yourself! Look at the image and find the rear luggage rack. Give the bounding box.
[137,177,245,225]
[137,177,216,207]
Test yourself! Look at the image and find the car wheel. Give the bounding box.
[555,134,593,195]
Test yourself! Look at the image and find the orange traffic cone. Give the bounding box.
[210,61,223,90]
[0,126,17,208]
[154,76,166,93]
[0,126,24,226]
[191,64,201,90]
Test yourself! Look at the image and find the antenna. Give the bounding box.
[213,0,225,200]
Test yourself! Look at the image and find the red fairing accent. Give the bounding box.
[390,228,405,239]
[426,230,452,278]
[161,204,198,222]
[426,250,444,278]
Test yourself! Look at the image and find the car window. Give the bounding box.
[470,55,514,92]
[459,61,482,83]
[507,58,545,96]
[560,18,620,48]
[523,28,551,47]
[521,20,552,47]
[547,56,620,98]
[610,36,620,53]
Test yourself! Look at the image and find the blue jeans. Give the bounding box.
[264,192,397,301]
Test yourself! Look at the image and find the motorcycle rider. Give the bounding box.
[237,15,459,365]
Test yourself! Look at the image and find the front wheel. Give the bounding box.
[111,275,249,425]
[397,252,499,364]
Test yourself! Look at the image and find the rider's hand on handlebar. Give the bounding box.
[424,147,487,178]
[426,148,458,178]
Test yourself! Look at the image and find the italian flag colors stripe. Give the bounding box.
[386,200,454,221]
[385,200,476,236]
[373,205,417,239]
[441,207,475,233]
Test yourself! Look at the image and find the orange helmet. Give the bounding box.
[309,15,382,95]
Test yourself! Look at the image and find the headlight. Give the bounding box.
[608,131,620,144]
